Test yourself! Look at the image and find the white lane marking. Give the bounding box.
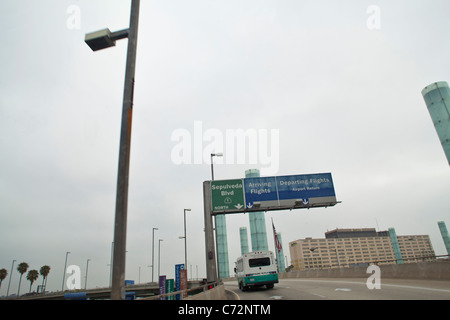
[380,283,450,294]
[335,288,352,292]
[281,279,450,294]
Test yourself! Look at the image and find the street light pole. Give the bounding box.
[111,0,140,301]
[85,259,90,290]
[184,209,191,269]
[151,227,158,283]
[158,239,163,278]
[210,153,223,181]
[62,251,70,291]
[110,242,113,287]
[85,0,140,300]
[6,259,16,297]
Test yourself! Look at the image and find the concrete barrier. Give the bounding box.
[280,261,450,280]
[185,284,227,300]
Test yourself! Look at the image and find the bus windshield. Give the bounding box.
[249,257,271,268]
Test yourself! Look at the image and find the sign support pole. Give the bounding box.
[203,181,218,283]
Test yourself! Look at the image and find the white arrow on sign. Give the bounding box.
[246,203,253,209]
[234,203,243,210]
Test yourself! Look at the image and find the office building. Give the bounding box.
[289,228,435,271]
[245,169,269,251]
[216,214,229,278]
[239,227,250,256]
[438,221,450,256]
[389,228,404,264]
[421,81,450,165]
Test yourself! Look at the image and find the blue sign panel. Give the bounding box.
[276,173,335,205]
[211,172,338,213]
[175,264,185,300]
[159,275,166,300]
[244,177,278,208]
[241,172,336,209]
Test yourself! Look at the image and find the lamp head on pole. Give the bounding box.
[85,28,129,51]
[85,29,116,51]
[211,153,223,157]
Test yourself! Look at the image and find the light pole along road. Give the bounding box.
[85,0,140,300]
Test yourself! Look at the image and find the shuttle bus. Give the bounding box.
[235,251,278,291]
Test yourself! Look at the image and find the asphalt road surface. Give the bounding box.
[224,278,450,300]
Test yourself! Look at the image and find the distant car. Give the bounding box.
[23,292,37,296]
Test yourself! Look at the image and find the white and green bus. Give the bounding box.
[235,251,279,291]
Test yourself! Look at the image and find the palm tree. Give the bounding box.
[39,265,51,292]
[0,268,7,290]
[26,270,39,293]
[17,262,29,296]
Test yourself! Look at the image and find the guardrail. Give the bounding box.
[280,260,450,281]
[10,280,210,300]
[296,254,450,270]
[142,281,223,300]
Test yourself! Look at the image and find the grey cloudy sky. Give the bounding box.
[1,0,449,294]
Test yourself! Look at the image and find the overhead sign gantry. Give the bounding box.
[210,172,338,214]
[203,172,340,282]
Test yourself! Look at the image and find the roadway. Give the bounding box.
[224,278,450,300]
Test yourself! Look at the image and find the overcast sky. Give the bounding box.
[1,0,449,294]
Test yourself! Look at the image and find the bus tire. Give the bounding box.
[266,284,274,289]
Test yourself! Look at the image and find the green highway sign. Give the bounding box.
[209,173,338,214]
[211,179,245,212]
